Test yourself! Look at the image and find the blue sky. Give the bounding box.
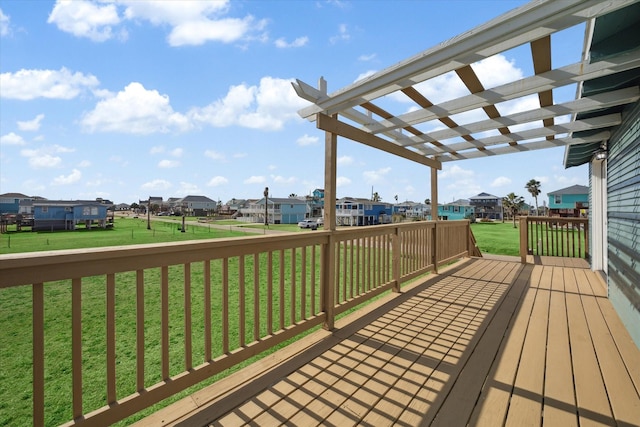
[0,0,588,206]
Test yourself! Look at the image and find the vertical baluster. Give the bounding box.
[203,261,211,361]
[136,270,145,390]
[161,266,169,380]
[290,248,296,325]
[267,252,273,335]
[33,283,44,426]
[301,246,307,321]
[222,258,229,354]
[310,245,316,316]
[349,239,354,299]
[342,240,347,301]
[254,254,260,342]
[184,263,192,370]
[279,249,285,330]
[239,256,245,347]
[106,273,116,404]
[72,278,83,419]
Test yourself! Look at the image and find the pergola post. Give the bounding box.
[431,167,439,273]
[320,78,337,331]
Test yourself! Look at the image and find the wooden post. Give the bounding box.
[519,216,528,263]
[431,167,439,273]
[392,227,400,292]
[320,77,337,331]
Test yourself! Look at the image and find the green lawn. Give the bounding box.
[470,221,521,256]
[0,217,250,254]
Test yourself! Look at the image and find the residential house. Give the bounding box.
[32,200,112,231]
[438,199,474,221]
[175,195,217,216]
[336,197,392,226]
[469,192,502,220]
[547,184,589,217]
[394,201,431,220]
[243,197,307,224]
[0,192,32,214]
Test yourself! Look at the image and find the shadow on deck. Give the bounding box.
[136,257,640,426]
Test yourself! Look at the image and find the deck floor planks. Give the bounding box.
[468,263,542,427]
[564,267,615,427]
[428,263,530,426]
[504,265,553,426]
[542,266,578,426]
[140,258,640,427]
[575,269,640,425]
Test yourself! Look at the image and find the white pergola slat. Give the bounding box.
[293,0,639,168]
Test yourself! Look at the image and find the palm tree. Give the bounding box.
[502,192,525,228]
[372,192,381,202]
[525,179,541,216]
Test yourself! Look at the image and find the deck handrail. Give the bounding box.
[0,220,471,426]
[519,216,589,263]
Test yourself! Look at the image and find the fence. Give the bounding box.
[0,220,471,426]
[519,216,589,262]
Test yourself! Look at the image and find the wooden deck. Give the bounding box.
[136,257,640,427]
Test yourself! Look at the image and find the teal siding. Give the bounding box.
[607,100,640,347]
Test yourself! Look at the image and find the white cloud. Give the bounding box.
[52,168,82,185]
[189,77,308,131]
[150,145,164,154]
[336,176,351,187]
[205,150,226,161]
[358,53,376,62]
[81,82,190,134]
[440,164,474,179]
[158,159,180,168]
[78,160,92,167]
[1,8,11,37]
[363,167,391,184]
[330,23,349,44]
[337,155,353,166]
[141,179,172,191]
[272,175,297,185]
[176,181,200,196]
[244,175,265,184]
[207,176,228,186]
[275,36,308,48]
[48,0,121,42]
[491,176,511,187]
[170,148,183,157]
[20,144,73,169]
[122,1,266,47]
[17,114,45,131]
[0,68,99,100]
[296,134,318,146]
[355,70,376,82]
[1,132,26,146]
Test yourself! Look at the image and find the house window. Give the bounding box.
[65,207,72,212]
[454,206,459,212]
[41,206,48,213]
[555,195,562,204]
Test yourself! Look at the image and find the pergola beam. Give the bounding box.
[316,113,442,170]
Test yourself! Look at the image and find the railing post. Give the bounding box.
[433,221,439,273]
[323,235,336,330]
[519,216,528,263]
[392,227,400,292]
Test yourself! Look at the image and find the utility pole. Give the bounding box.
[147,196,151,230]
[263,187,269,226]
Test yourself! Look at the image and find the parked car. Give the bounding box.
[298,219,318,230]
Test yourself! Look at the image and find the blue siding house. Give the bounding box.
[33,200,111,231]
[248,197,308,224]
[336,198,392,226]
[547,184,588,217]
[437,200,474,221]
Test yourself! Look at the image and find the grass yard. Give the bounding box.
[0,217,252,254]
[470,221,522,256]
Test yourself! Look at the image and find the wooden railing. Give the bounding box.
[519,216,589,263]
[0,220,471,427]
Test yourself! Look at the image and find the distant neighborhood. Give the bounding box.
[0,185,588,232]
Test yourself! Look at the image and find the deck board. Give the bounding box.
[135,258,640,427]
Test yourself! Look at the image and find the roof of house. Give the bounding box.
[0,192,31,199]
[33,200,107,207]
[177,195,216,203]
[444,199,472,206]
[469,193,499,200]
[547,184,589,195]
[292,0,639,170]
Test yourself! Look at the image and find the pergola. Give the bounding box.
[292,0,640,225]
